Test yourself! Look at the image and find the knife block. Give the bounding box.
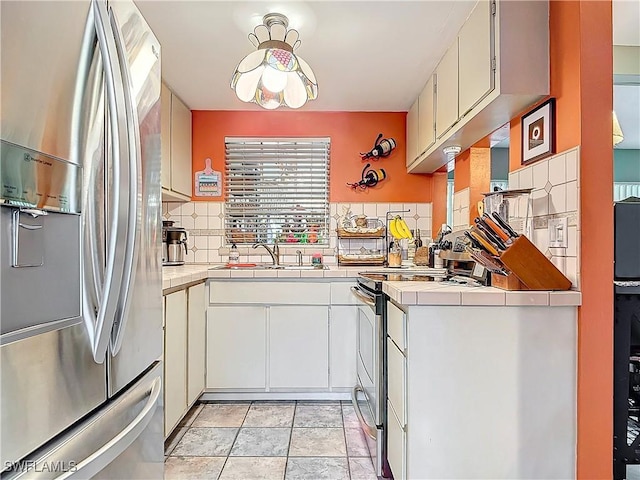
[497,236,572,291]
[491,272,528,291]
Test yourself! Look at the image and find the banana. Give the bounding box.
[395,216,413,240]
[389,218,403,240]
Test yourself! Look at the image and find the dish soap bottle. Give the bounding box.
[229,243,239,265]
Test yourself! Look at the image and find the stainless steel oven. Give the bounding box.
[351,275,389,478]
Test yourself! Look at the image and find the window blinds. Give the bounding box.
[224,137,330,245]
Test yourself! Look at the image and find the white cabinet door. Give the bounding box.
[435,42,459,139]
[388,401,406,480]
[417,75,435,155]
[170,94,192,197]
[160,83,172,190]
[406,98,419,167]
[187,283,206,406]
[206,306,266,389]
[329,306,357,389]
[164,290,187,436]
[458,0,494,117]
[269,306,329,389]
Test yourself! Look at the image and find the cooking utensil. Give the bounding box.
[469,229,499,257]
[491,212,519,239]
[473,218,507,251]
[481,213,512,244]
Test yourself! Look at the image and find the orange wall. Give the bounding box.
[454,147,491,221]
[191,111,432,203]
[431,172,448,236]
[508,1,613,477]
[453,149,470,193]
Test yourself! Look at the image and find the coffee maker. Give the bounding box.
[162,221,188,266]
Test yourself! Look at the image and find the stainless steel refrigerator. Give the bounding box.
[1,0,163,477]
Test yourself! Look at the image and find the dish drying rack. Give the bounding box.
[336,215,386,266]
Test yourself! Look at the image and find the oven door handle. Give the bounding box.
[351,286,376,307]
[351,386,377,440]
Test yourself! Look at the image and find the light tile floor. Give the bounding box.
[164,401,378,480]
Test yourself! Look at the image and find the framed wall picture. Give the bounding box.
[521,98,555,164]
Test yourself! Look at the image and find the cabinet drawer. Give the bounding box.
[387,301,406,351]
[329,281,357,305]
[210,281,330,305]
[387,338,406,427]
[387,400,406,480]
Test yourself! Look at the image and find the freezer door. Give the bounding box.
[0,323,107,470]
[2,363,163,480]
[0,1,91,164]
[106,0,163,396]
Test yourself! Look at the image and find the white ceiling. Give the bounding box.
[613,0,640,46]
[136,1,476,111]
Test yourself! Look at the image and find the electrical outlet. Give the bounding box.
[548,217,568,248]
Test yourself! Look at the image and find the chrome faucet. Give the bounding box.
[252,239,280,266]
[296,250,303,266]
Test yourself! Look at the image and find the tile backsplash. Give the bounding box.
[452,188,470,231]
[162,202,433,265]
[508,147,580,289]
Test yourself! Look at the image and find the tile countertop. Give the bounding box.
[162,264,212,290]
[162,264,363,291]
[383,281,582,307]
[163,264,582,307]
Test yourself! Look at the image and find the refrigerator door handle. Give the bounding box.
[57,376,161,480]
[84,0,131,364]
[108,7,142,355]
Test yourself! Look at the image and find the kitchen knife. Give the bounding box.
[473,218,508,251]
[464,230,483,249]
[491,212,519,239]
[481,213,512,244]
[469,229,500,257]
[465,246,509,275]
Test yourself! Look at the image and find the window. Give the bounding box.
[225,137,330,245]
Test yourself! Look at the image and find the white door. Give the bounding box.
[206,306,266,389]
[269,306,329,389]
[435,42,459,139]
[187,283,206,405]
[417,75,435,155]
[458,0,494,117]
[164,290,187,436]
[170,93,192,197]
[406,99,419,166]
[330,306,357,389]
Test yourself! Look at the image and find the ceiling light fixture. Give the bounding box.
[613,110,624,146]
[230,13,318,110]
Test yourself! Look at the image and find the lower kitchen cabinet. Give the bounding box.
[205,280,357,394]
[187,282,206,405]
[269,306,329,389]
[330,306,357,389]
[206,306,266,389]
[163,282,207,438]
[387,400,406,480]
[164,289,187,437]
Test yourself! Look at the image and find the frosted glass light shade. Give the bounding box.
[231,13,318,110]
[231,48,317,109]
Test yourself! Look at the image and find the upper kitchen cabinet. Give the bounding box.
[406,75,435,167]
[417,76,436,155]
[407,0,549,173]
[406,99,419,167]
[458,0,494,118]
[435,44,459,139]
[161,82,192,201]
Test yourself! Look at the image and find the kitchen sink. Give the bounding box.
[220,264,328,270]
[266,264,328,270]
